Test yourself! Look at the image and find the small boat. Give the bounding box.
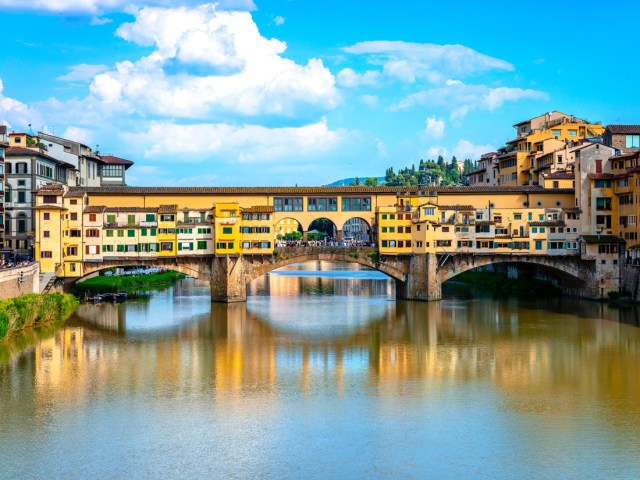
[113,292,128,302]
[99,293,115,301]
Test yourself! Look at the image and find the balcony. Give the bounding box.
[218,218,237,225]
[139,221,158,227]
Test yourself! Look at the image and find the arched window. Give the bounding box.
[17,213,27,233]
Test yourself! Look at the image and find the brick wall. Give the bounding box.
[0,263,40,300]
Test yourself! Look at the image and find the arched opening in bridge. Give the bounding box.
[442,262,586,297]
[275,217,304,242]
[341,217,373,243]
[307,218,338,242]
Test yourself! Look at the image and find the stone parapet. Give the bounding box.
[0,263,40,300]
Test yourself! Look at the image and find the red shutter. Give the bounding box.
[85,245,90,254]
[97,246,101,254]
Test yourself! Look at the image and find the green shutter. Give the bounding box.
[151,228,156,236]
[146,214,155,222]
[128,230,135,237]
[141,229,147,236]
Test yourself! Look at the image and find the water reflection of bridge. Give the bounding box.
[18,295,640,417]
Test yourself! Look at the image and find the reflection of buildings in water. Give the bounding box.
[20,287,640,427]
[75,302,126,332]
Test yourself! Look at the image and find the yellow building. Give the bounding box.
[502,111,604,186]
[157,204,178,257]
[241,206,274,253]
[213,202,241,255]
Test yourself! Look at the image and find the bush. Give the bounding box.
[0,293,79,341]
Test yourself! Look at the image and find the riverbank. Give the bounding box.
[451,271,560,295]
[75,271,187,294]
[0,293,79,343]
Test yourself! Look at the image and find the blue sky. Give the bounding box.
[0,0,638,186]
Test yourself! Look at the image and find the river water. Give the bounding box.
[1,261,640,479]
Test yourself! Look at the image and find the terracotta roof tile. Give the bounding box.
[606,125,640,134]
[158,204,178,214]
[581,235,625,244]
[529,221,565,226]
[99,155,134,168]
[545,172,574,179]
[68,185,574,196]
[35,204,67,210]
[83,206,107,213]
[242,205,275,213]
[104,206,158,213]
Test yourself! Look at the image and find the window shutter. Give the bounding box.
[85,245,90,254]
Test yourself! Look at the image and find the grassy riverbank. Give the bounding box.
[451,271,560,295]
[75,271,187,294]
[0,293,79,342]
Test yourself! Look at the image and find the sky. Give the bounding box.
[0,0,639,186]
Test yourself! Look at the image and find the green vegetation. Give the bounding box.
[75,270,186,294]
[0,293,79,342]
[451,271,560,295]
[276,231,303,242]
[382,156,470,187]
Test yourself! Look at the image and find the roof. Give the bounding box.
[64,191,86,198]
[158,204,178,214]
[35,204,67,210]
[99,155,134,169]
[529,221,565,227]
[545,172,574,179]
[84,206,107,213]
[7,147,75,168]
[104,206,158,213]
[439,205,475,211]
[581,235,625,244]
[463,168,486,177]
[67,185,574,196]
[610,151,640,161]
[242,205,275,213]
[605,125,640,135]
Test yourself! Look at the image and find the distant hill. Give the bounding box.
[325,176,386,186]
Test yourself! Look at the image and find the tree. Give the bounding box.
[437,155,445,170]
[364,177,378,186]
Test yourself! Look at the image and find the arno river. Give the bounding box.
[2,262,640,479]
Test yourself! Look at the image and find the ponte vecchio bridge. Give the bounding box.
[36,185,622,301]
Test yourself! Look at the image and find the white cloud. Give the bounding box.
[122,117,346,162]
[424,116,445,139]
[336,68,380,88]
[57,63,109,82]
[392,80,549,119]
[61,126,94,145]
[273,15,285,26]
[82,4,340,118]
[0,0,256,14]
[452,139,496,160]
[90,16,112,25]
[359,94,378,108]
[343,41,514,84]
[426,146,449,159]
[0,79,42,129]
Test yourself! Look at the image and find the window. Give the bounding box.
[89,214,97,222]
[307,197,337,211]
[106,230,113,237]
[117,230,124,237]
[43,230,50,238]
[242,241,250,249]
[86,229,100,237]
[222,227,232,234]
[107,214,116,223]
[86,245,100,255]
[197,241,207,250]
[514,214,522,220]
[18,191,26,203]
[43,213,50,220]
[274,197,303,212]
[160,214,175,222]
[216,242,227,250]
[146,214,155,222]
[422,207,434,216]
[626,135,640,149]
[535,240,542,250]
[102,245,114,253]
[41,251,52,258]
[161,242,173,251]
[43,195,57,203]
[70,213,77,221]
[381,214,387,220]
[552,129,561,137]
[102,165,124,177]
[127,230,135,237]
[128,214,135,226]
[568,129,577,137]
[341,197,371,211]
[66,246,78,256]
[70,199,77,205]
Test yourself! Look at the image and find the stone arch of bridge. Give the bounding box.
[74,258,213,284]
[437,255,587,288]
[306,217,338,239]
[245,252,408,286]
[340,216,373,241]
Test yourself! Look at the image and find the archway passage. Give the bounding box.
[341,217,373,243]
[308,218,337,242]
[274,217,303,242]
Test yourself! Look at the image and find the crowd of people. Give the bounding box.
[275,239,375,248]
[0,257,34,270]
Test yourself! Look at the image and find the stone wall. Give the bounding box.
[0,263,40,300]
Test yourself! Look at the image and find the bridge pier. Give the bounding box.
[396,254,441,302]
[210,255,247,303]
